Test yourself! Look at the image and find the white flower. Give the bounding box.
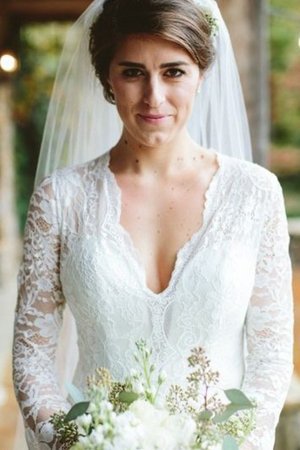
[129,400,160,424]
[102,421,113,435]
[130,369,138,378]
[100,400,113,411]
[77,435,90,446]
[75,413,92,430]
[88,401,98,414]
[128,400,196,449]
[163,414,196,447]
[90,426,105,445]
[104,410,144,450]
[180,415,197,440]
[132,381,145,395]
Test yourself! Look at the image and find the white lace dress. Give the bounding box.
[13,151,294,450]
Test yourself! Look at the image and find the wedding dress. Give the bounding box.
[13,149,293,449]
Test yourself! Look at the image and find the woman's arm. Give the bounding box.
[241,176,294,450]
[13,176,70,449]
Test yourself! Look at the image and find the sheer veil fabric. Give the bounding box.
[35,0,252,187]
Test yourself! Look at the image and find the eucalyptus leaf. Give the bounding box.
[213,403,252,423]
[222,435,239,450]
[118,391,139,405]
[224,389,253,407]
[65,382,86,403]
[198,410,213,421]
[65,401,90,422]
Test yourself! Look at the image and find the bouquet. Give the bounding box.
[51,341,256,449]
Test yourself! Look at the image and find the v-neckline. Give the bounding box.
[103,149,224,298]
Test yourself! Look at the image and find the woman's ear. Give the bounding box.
[106,79,115,103]
[106,77,113,94]
[108,85,114,96]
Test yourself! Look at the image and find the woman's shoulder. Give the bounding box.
[220,152,281,194]
[36,152,109,194]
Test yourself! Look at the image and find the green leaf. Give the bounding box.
[222,435,239,450]
[213,402,253,423]
[224,389,254,407]
[118,391,139,405]
[65,382,86,403]
[198,410,213,421]
[64,401,90,422]
[213,389,255,423]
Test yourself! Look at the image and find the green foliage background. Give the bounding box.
[14,23,69,231]
[270,0,300,146]
[270,0,300,217]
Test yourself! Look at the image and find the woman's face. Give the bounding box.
[108,34,202,148]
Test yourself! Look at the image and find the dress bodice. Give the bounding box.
[13,151,293,449]
[62,152,255,391]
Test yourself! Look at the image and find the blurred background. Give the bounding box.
[0,0,299,448]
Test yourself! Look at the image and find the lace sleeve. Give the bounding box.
[12,175,70,449]
[241,176,294,450]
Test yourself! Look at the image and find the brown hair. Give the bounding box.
[89,0,215,104]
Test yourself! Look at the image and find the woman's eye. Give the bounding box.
[165,68,186,78]
[122,68,144,78]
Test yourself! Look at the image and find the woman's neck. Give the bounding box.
[109,129,206,178]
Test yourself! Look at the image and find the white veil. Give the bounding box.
[35,0,252,186]
[33,0,253,392]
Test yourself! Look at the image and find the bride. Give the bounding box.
[12,0,293,449]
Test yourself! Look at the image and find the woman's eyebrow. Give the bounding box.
[160,62,190,68]
[118,61,190,68]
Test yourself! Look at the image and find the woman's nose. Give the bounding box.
[143,76,165,108]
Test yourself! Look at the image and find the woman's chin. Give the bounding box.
[130,130,181,149]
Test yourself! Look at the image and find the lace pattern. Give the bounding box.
[13,152,293,449]
[13,177,70,448]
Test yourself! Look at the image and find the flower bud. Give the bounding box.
[158,370,167,384]
[130,369,138,378]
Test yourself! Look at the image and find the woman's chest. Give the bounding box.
[113,168,218,294]
[60,158,264,313]
[61,233,257,336]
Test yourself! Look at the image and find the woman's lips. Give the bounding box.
[137,114,170,124]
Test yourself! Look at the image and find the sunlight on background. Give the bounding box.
[0,53,18,73]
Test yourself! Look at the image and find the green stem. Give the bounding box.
[142,351,154,403]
